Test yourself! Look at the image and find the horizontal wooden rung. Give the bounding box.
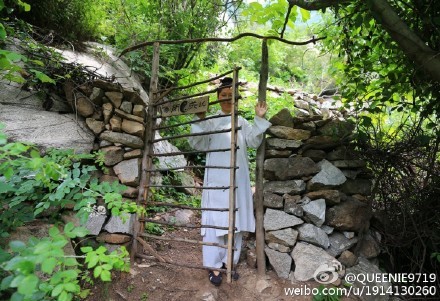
[142,202,237,212]
[148,147,238,157]
[135,253,228,273]
[147,185,235,190]
[144,165,238,172]
[153,113,232,129]
[140,218,234,231]
[151,127,241,143]
[139,232,236,250]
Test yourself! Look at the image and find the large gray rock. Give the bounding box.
[268,108,294,127]
[305,190,341,205]
[264,180,306,195]
[100,131,143,148]
[264,209,303,231]
[309,159,347,190]
[346,257,391,301]
[318,119,354,138]
[103,213,135,234]
[326,199,372,232]
[265,247,292,279]
[153,132,187,169]
[296,223,329,249]
[59,42,149,106]
[264,156,319,180]
[327,231,358,257]
[263,192,284,209]
[267,126,311,140]
[302,198,326,227]
[0,102,94,153]
[266,138,302,150]
[356,233,380,259]
[291,242,339,281]
[265,228,298,247]
[113,158,141,186]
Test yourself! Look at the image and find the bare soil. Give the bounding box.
[85,210,360,301]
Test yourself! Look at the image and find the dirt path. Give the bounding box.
[85,210,360,301]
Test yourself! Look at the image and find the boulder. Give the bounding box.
[264,180,306,195]
[291,242,339,281]
[267,126,311,140]
[309,159,347,190]
[265,228,298,247]
[265,247,292,279]
[0,103,94,153]
[326,199,372,232]
[302,198,326,227]
[113,158,141,186]
[264,209,303,231]
[268,108,294,127]
[296,223,330,249]
[264,156,319,181]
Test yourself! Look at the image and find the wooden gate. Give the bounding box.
[131,42,241,283]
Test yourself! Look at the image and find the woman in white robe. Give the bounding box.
[188,78,271,286]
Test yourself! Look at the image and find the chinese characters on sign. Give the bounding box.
[160,95,209,117]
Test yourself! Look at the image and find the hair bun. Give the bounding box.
[220,77,233,87]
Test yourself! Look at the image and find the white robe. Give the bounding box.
[189,111,271,236]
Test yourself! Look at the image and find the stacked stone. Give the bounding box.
[66,79,147,248]
[262,100,381,287]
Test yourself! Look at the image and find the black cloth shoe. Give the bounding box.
[208,271,222,286]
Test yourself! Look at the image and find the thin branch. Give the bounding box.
[281,1,296,38]
[119,33,325,56]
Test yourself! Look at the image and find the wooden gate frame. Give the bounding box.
[131,42,242,283]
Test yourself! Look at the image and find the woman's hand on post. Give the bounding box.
[255,101,267,118]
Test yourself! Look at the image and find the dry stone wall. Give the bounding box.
[64,79,147,250]
[262,92,385,295]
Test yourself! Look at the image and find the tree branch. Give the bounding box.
[119,33,325,57]
[370,0,440,82]
[288,0,348,10]
[280,1,295,38]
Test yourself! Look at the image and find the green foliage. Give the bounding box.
[81,246,129,282]
[320,1,440,117]
[0,223,84,301]
[0,125,144,238]
[10,0,99,41]
[145,222,164,236]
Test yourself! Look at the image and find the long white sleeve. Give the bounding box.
[242,115,272,148]
[188,117,212,151]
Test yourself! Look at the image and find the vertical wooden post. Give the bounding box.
[131,42,160,263]
[255,39,268,276]
[226,67,239,283]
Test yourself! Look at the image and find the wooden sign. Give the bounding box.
[159,95,209,117]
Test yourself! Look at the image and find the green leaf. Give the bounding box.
[93,265,102,278]
[17,274,39,296]
[30,69,55,84]
[87,254,99,269]
[71,226,88,238]
[51,283,64,297]
[1,275,14,290]
[299,8,310,22]
[100,269,111,281]
[9,240,26,252]
[80,246,93,253]
[63,283,79,293]
[0,23,5,40]
[42,257,57,274]
[10,292,24,301]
